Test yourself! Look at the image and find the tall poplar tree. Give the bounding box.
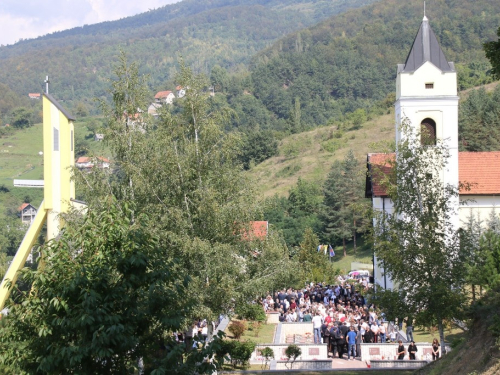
[372,119,469,355]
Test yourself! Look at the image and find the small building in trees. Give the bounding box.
[154,90,175,104]
[18,203,37,224]
[76,156,110,170]
[365,16,500,289]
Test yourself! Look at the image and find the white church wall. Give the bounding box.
[372,197,395,290]
[459,196,500,225]
[397,62,457,98]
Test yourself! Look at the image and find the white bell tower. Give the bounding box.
[394,15,460,229]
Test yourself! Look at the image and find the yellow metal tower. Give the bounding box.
[0,93,83,311]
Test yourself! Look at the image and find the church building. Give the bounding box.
[365,16,500,290]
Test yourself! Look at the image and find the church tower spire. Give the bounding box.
[401,16,454,73]
[394,14,460,228]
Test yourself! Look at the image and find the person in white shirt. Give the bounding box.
[371,323,380,343]
[379,323,387,343]
[312,313,323,344]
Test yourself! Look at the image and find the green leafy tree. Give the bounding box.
[458,86,500,152]
[238,130,278,170]
[322,160,350,256]
[484,26,500,80]
[0,202,226,374]
[284,344,301,369]
[11,107,32,129]
[372,119,469,356]
[78,54,293,323]
[210,65,229,93]
[321,150,366,255]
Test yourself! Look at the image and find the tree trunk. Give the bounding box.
[343,237,346,257]
[472,284,476,303]
[480,285,483,297]
[353,219,357,254]
[438,319,446,356]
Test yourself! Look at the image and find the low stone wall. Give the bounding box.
[266,312,280,324]
[272,359,332,370]
[251,344,328,362]
[278,322,313,343]
[360,343,451,361]
[370,360,429,369]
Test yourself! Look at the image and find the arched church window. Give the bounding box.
[420,118,436,146]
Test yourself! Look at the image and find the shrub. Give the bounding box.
[228,320,247,340]
[285,344,302,369]
[251,321,263,337]
[236,303,266,322]
[221,340,256,369]
[260,346,274,369]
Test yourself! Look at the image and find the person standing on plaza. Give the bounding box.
[329,324,339,358]
[371,322,380,343]
[312,312,323,344]
[408,341,418,360]
[378,321,386,343]
[406,318,414,342]
[347,326,357,360]
[355,325,362,358]
[336,322,346,359]
[397,340,405,360]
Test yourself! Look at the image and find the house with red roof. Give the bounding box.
[75,156,110,170]
[154,90,175,104]
[28,93,40,100]
[365,16,500,289]
[18,203,37,224]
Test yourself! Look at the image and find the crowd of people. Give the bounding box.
[261,281,441,361]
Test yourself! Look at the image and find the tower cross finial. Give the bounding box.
[44,75,50,95]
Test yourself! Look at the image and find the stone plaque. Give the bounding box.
[309,348,320,356]
[369,348,381,356]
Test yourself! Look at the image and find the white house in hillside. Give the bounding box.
[154,91,175,104]
[75,156,110,170]
[18,203,37,224]
[365,16,500,290]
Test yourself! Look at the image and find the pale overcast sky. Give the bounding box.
[0,0,181,46]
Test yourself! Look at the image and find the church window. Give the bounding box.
[421,118,436,146]
[425,83,434,89]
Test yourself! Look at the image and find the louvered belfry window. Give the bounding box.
[421,118,436,146]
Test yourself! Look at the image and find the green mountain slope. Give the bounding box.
[0,0,378,113]
[248,110,394,198]
[245,0,500,130]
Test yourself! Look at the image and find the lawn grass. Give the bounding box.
[225,320,276,344]
[329,236,373,274]
[248,111,394,199]
[412,325,465,344]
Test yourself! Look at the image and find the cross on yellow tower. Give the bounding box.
[0,93,85,311]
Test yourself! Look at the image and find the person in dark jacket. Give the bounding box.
[339,322,349,358]
[336,322,346,359]
[408,341,418,360]
[329,324,339,358]
[397,340,405,360]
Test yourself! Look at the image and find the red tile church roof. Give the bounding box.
[459,152,500,195]
[366,151,500,198]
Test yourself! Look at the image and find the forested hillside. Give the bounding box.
[0,0,378,121]
[230,0,500,132]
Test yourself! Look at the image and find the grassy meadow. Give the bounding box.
[249,111,395,198]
